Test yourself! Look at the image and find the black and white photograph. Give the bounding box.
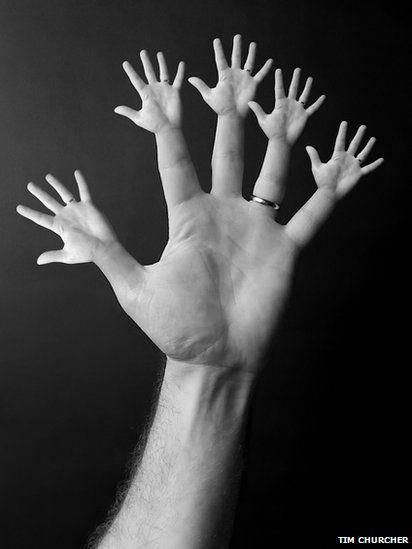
[1,1,409,547]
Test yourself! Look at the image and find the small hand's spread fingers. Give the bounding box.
[334,121,348,152]
[74,170,91,202]
[45,174,75,204]
[244,41,256,72]
[357,137,376,163]
[16,205,57,233]
[27,182,61,213]
[122,61,145,93]
[248,101,266,122]
[37,250,66,265]
[305,94,326,116]
[274,68,286,100]
[140,50,157,83]
[253,58,273,83]
[231,34,242,68]
[298,77,313,104]
[347,125,367,155]
[187,77,210,98]
[173,61,185,89]
[361,157,384,175]
[157,52,169,82]
[288,68,301,99]
[213,38,229,73]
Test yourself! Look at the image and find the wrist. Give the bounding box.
[164,358,256,435]
[268,134,291,147]
[92,239,123,266]
[154,122,182,136]
[218,108,244,120]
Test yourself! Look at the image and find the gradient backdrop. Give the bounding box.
[0,0,409,547]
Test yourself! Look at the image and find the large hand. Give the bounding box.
[119,193,297,373]
[16,172,117,264]
[306,121,384,197]
[249,68,325,144]
[114,51,185,134]
[188,34,272,118]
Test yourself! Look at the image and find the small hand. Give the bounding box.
[115,51,185,134]
[188,34,272,118]
[249,68,325,144]
[306,121,384,198]
[16,171,117,264]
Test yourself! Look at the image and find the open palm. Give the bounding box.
[114,51,185,133]
[133,194,296,371]
[188,35,272,117]
[249,68,325,144]
[306,121,384,197]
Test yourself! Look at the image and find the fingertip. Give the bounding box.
[16,204,23,213]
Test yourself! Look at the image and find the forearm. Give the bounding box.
[94,241,146,316]
[155,126,199,205]
[211,113,244,193]
[253,137,291,203]
[286,187,337,246]
[97,359,256,549]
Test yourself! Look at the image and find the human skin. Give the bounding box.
[16,39,383,547]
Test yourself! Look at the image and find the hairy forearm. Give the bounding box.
[96,359,256,549]
[253,138,291,202]
[211,113,244,193]
[155,127,199,204]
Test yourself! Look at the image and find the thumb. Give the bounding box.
[248,101,266,122]
[114,105,139,122]
[187,77,210,97]
[305,146,321,169]
[37,250,66,265]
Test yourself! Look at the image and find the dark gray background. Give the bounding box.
[1,0,409,547]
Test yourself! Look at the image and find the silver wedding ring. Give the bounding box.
[250,194,280,210]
